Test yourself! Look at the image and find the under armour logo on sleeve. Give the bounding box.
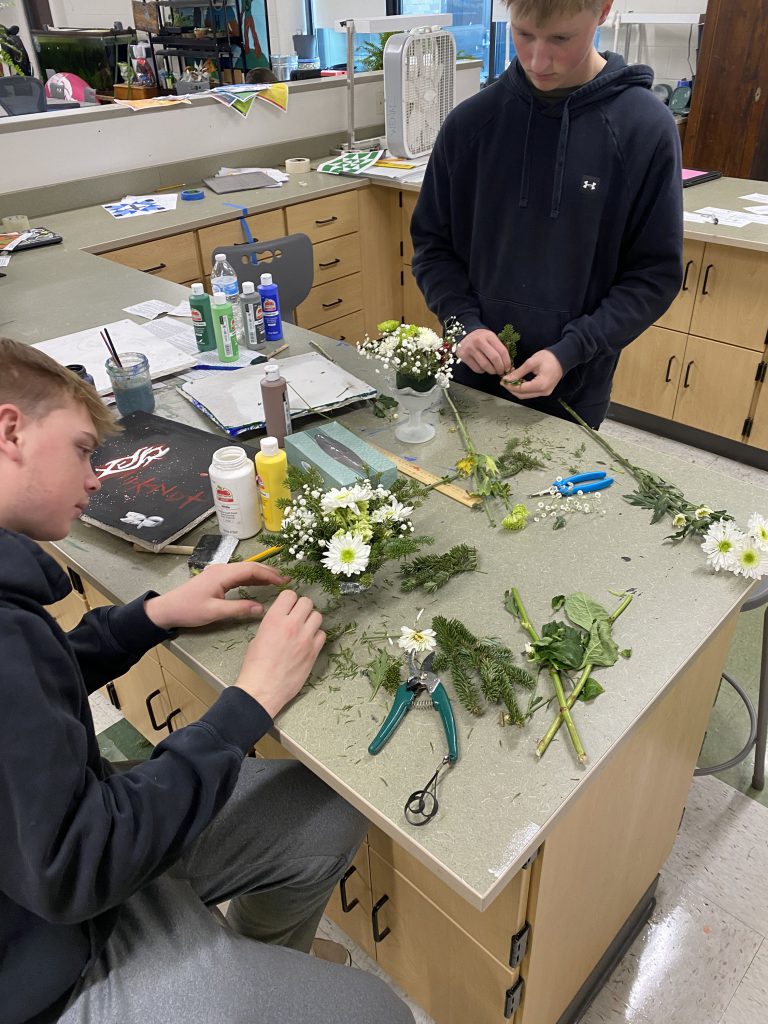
[581,176,600,191]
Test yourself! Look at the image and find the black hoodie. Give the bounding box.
[0,530,272,1024]
[411,52,683,423]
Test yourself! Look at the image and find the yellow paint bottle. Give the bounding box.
[255,436,291,532]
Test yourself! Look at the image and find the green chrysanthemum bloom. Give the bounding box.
[502,503,529,531]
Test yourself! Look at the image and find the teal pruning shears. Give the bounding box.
[529,470,614,498]
[368,651,459,763]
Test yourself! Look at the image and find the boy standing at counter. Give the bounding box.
[411,0,683,428]
[0,339,413,1024]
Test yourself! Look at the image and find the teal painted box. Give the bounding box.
[284,421,397,490]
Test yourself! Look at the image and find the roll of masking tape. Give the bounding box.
[180,188,206,201]
[285,158,310,175]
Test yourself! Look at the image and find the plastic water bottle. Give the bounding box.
[211,253,245,346]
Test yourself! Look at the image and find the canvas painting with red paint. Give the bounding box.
[80,412,247,551]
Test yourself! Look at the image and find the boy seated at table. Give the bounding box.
[0,338,414,1024]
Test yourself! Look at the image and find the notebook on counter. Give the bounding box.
[682,168,722,188]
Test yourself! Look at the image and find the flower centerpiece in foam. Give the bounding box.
[268,468,432,596]
[360,319,463,393]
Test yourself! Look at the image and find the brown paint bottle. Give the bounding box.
[260,363,293,448]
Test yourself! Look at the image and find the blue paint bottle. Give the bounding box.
[257,272,283,342]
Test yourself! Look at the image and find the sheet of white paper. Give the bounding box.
[216,167,288,183]
[694,207,754,227]
[123,299,177,319]
[178,352,376,434]
[740,193,768,203]
[34,319,196,395]
[683,212,711,223]
[123,193,178,211]
[744,205,768,215]
[103,194,178,219]
[169,300,192,317]
[142,317,197,349]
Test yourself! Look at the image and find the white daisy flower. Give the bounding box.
[320,484,371,513]
[701,521,743,572]
[672,513,687,528]
[694,506,713,520]
[732,538,767,580]
[321,532,370,576]
[748,513,768,551]
[397,626,437,655]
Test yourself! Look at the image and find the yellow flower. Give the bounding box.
[455,456,476,478]
[503,503,529,531]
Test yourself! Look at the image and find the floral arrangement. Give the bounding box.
[268,467,432,595]
[360,319,463,392]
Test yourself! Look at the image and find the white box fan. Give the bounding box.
[384,26,456,159]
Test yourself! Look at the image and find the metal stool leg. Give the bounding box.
[694,672,758,777]
[750,606,768,791]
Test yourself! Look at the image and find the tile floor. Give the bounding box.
[89,416,768,1024]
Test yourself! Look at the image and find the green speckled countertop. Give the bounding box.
[3,167,767,911]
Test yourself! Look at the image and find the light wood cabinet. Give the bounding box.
[324,844,377,960]
[747,380,768,450]
[311,233,361,285]
[656,239,705,333]
[101,231,203,284]
[40,544,89,633]
[400,190,441,333]
[672,335,762,439]
[611,326,688,420]
[314,308,366,345]
[688,244,768,350]
[369,848,522,1024]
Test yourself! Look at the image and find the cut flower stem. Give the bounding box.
[509,587,587,764]
[535,593,633,758]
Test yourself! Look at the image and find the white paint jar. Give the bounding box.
[209,446,262,539]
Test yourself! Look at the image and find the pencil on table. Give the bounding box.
[244,545,282,563]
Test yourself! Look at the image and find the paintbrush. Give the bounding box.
[100,327,122,368]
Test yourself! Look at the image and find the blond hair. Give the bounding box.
[0,337,120,441]
[505,0,607,22]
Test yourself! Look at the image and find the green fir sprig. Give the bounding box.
[431,615,535,724]
[498,323,520,366]
[399,544,478,594]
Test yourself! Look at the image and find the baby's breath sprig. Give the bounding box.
[360,318,463,390]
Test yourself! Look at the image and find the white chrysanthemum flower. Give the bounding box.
[320,484,370,513]
[397,626,437,655]
[672,513,687,528]
[321,532,370,576]
[701,521,743,572]
[748,513,768,551]
[695,506,713,520]
[732,538,767,580]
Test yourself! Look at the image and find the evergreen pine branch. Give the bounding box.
[399,543,478,594]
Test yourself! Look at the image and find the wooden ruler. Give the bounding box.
[370,443,480,509]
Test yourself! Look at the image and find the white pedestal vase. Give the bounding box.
[393,382,439,444]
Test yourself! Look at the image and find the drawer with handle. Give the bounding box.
[296,273,363,330]
[312,232,361,285]
[100,231,202,284]
[310,308,366,344]
[286,191,359,244]
[197,209,286,265]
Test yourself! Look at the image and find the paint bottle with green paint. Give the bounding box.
[189,283,217,353]
[212,291,239,363]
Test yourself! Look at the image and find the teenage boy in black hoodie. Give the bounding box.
[412,0,683,428]
[0,339,414,1024]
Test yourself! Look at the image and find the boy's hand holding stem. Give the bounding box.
[145,563,325,719]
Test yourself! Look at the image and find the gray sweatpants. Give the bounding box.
[59,758,415,1024]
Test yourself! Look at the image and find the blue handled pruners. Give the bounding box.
[530,470,614,498]
[368,651,459,763]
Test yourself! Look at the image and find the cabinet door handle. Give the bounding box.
[106,681,121,710]
[145,689,181,733]
[683,360,694,388]
[665,356,676,383]
[319,257,341,268]
[681,259,694,291]
[140,262,167,274]
[372,894,391,942]
[322,298,343,309]
[701,264,714,295]
[339,866,359,913]
[146,689,167,732]
[315,215,338,225]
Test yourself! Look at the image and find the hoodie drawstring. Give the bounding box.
[550,96,572,219]
[518,99,534,209]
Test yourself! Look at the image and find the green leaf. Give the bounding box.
[583,618,619,668]
[553,515,566,530]
[551,594,566,611]
[620,648,632,659]
[577,677,605,702]
[534,621,586,671]
[564,592,610,631]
